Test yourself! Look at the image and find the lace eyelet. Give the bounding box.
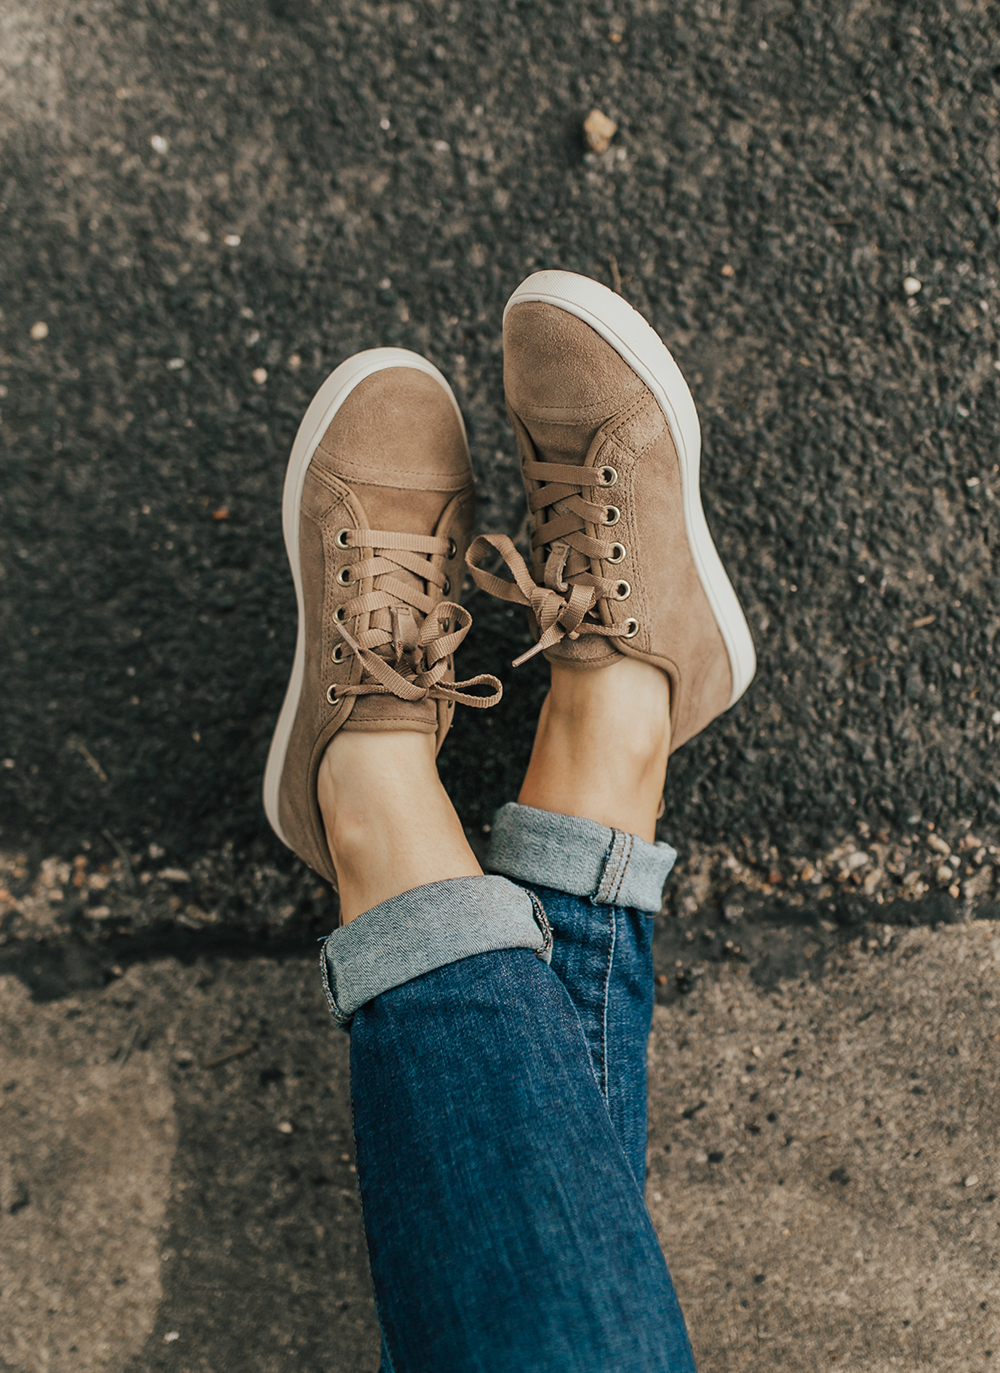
[623,618,640,639]
[597,465,618,487]
[606,542,626,564]
[326,684,339,703]
[334,528,351,549]
[613,580,632,601]
[331,644,345,664]
[446,538,457,559]
[602,506,621,526]
[442,576,451,595]
[334,605,347,623]
[336,566,352,586]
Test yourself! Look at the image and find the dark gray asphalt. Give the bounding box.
[3,9,1000,1372]
[2,1,999,946]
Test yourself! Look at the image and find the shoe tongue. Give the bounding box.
[520,416,597,469]
[341,693,438,731]
[356,488,444,654]
[519,412,620,670]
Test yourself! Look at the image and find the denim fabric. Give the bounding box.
[538,884,654,1186]
[486,802,677,913]
[321,875,552,1026]
[352,941,695,1373]
[328,811,696,1371]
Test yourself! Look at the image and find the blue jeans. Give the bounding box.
[321,804,696,1373]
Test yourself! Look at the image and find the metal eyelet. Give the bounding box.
[446,538,457,559]
[442,576,451,595]
[613,580,632,601]
[623,618,640,638]
[334,528,351,549]
[334,605,347,623]
[606,542,626,564]
[331,644,345,664]
[597,465,618,487]
[336,566,352,586]
[326,684,339,703]
[602,506,621,526]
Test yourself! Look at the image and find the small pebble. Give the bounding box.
[583,109,617,154]
[277,1120,293,1134]
[379,118,391,130]
[150,134,169,154]
[965,1175,979,1188]
[936,864,953,884]
[252,367,268,385]
[166,357,185,370]
[30,321,49,341]
[224,233,241,247]
[903,276,922,296]
[721,263,735,278]
[992,711,1000,725]
[288,354,302,370]
[164,1331,179,1343]
[927,833,951,856]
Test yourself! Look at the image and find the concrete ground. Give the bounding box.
[2,923,998,1372]
[2,0,1000,1368]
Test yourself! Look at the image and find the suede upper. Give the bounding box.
[501,301,733,752]
[276,367,480,885]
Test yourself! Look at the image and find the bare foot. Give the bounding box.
[517,657,671,843]
[318,731,481,923]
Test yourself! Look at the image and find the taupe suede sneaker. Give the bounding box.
[467,271,755,752]
[264,349,501,885]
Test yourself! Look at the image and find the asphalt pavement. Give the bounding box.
[1,1,999,1369]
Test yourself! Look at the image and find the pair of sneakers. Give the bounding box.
[263,270,757,889]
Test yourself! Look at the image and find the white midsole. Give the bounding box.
[504,270,756,709]
[262,349,468,847]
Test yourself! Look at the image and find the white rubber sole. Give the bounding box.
[504,270,756,710]
[262,349,469,848]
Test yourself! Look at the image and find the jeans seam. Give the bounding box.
[609,832,633,905]
[318,936,352,1028]
[598,902,615,1105]
[528,891,553,962]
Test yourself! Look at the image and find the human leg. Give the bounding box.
[266,348,696,1370]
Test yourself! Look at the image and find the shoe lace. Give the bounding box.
[466,435,633,666]
[328,528,501,708]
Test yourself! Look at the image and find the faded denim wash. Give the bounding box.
[324,805,696,1373]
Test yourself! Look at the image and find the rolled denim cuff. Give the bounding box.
[320,875,552,1027]
[485,802,677,914]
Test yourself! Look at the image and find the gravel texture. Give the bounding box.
[2,0,1000,891]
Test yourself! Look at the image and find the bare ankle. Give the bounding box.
[518,657,671,843]
[318,731,481,922]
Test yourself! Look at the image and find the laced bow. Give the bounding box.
[466,453,635,666]
[328,527,501,708]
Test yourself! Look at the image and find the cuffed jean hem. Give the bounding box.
[320,875,552,1027]
[484,803,677,914]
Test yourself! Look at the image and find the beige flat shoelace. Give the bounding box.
[327,527,501,708]
[466,446,637,666]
